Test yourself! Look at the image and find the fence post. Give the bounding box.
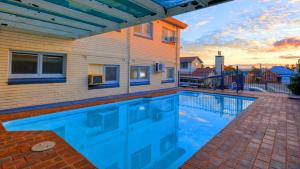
[236,66,239,94]
[221,66,224,91]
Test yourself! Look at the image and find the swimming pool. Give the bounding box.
[4,91,255,169]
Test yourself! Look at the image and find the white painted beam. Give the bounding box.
[0,12,90,37]
[0,19,78,38]
[10,0,118,28]
[0,2,104,33]
[71,0,137,23]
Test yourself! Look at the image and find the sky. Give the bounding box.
[175,0,300,67]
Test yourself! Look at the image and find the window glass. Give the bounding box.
[167,68,174,79]
[140,67,148,80]
[105,66,118,82]
[130,66,150,81]
[11,52,38,74]
[130,67,139,80]
[134,23,152,37]
[43,55,64,74]
[134,25,142,33]
[162,28,168,41]
[180,62,188,69]
[162,28,176,42]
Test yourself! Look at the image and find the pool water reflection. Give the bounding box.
[4,91,255,169]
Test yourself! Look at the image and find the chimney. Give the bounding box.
[215,51,224,75]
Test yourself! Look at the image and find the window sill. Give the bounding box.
[88,83,119,90]
[161,80,175,84]
[130,81,150,86]
[8,77,66,85]
[133,33,153,40]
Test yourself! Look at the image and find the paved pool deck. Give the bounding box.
[0,89,299,169]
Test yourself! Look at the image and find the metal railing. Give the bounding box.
[179,67,292,94]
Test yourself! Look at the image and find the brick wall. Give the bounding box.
[0,20,180,111]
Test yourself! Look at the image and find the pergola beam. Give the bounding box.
[0,2,104,33]
[0,12,90,37]
[10,0,118,28]
[0,19,78,38]
[128,0,166,15]
[71,0,137,23]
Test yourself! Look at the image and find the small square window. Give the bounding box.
[162,28,176,43]
[134,23,153,38]
[166,68,175,80]
[105,66,119,83]
[130,66,150,82]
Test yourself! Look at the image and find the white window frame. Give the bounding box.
[9,50,66,79]
[133,23,153,38]
[162,28,176,43]
[104,65,119,84]
[130,66,150,82]
[166,67,175,80]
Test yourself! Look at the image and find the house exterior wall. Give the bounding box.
[180,59,202,74]
[0,20,181,111]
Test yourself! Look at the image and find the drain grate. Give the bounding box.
[31,141,56,152]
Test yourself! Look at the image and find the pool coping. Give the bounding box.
[1,88,299,169]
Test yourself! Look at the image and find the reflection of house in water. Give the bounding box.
[37,96,184,169]
[179,92,253,120]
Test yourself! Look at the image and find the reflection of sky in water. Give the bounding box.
[4,92,255,169]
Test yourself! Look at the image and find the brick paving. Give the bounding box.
[0,88,300,169]
[181,89,300,169]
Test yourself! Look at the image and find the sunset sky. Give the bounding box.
[175,0,300,67]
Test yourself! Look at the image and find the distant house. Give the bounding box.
[180,67,215,78]
[271,66,295,84]
[180,56,203,73]
[245,70,278,83]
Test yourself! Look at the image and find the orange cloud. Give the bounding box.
[273,37,300,50]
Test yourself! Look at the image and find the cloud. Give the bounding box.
[273,37,300,49]
[278,55,300,59]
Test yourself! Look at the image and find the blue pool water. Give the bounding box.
[4,91,255,169]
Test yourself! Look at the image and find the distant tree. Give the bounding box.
[250,66,262,77]
[285,64,296,70]
[288,64,300,95]
[224,65,235,71]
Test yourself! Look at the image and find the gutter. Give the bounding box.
[126,28,131,94]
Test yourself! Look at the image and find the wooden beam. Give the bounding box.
[10,0,118,28]
[71,0,137,23]
[0,2,104,33]
[0,12,91,37]
[0,19,78,38]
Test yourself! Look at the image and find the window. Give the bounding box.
[9,51,66,84]
[130,66,149,81]
[88,64,119,90]
[162,28,176,43]
[130,66,150,86]
[166,68,175,80]
[180,62,188,69]
[43,55,64,74]
[133,23,153,38]
[104,65,119,83]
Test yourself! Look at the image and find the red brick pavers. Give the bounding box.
[180,89,300,169]
[1,89,300,169]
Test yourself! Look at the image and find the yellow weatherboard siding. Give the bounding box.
[0,19,183,111]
